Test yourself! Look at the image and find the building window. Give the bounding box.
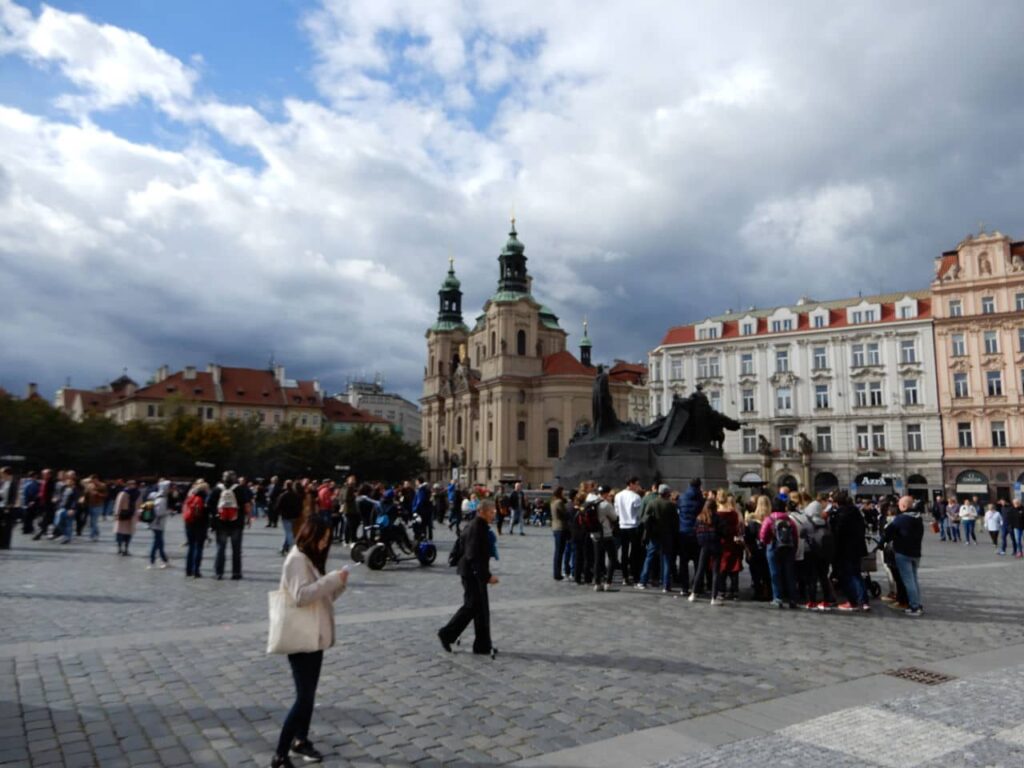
[147,404,156,418]
[776,386,792,411]
[741,322,755,335]
[899,305,914,319]
[741,388,755,413]
[487,422,493,442]
[1018,328,1024,352]
[704,327,718,339]
[740,353,754,375]
[490,331,496,356]
[771,319,793,332]
[742,428,757,454]
[815,384,830,409]
[951,334,966,357]
[957,422,973,448]
[949,299,962,317]
[816,426,832,453]
[867,343,880,365]
[697,357,710,378]
[851,385,868,409]
[651,361,661,382]
[981,296,995,314]
[775,349,789,373]
[986,370,1003,396]
[779,427,794,452]
[207,407,215,420]
[813,314,826,328]
[984,331,999,355]
[709,356,720,377]
[992,421,1007,448]
[900,340,917,364]
[812,346,827,370]
[517,420,526,441]
[708,391,721,411]
[670,356,683,381]
[906,424,923,452]
[852,344,865,368]
[953,372,969,398]
[196,407,203,419]
[856,425,869,451]
[456,416,463,444]
[1017,293,1024,312]
[903,379,919,405]
[517,330,527,356]
[547,427,560,458]
[869,381,883,406]
[871,424,885,451]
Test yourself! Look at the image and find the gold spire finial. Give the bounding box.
[448,253,455,271]
[583,315,589,336]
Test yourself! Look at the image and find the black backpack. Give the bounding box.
[773,517,795,549]
[448,532,465,567]
[575,500,602,535]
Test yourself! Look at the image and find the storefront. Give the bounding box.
[814,471,840,494]
[734,471,767,496]
[853,471,895,498]
[954,469,989,502]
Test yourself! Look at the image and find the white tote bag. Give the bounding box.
[267,589,321,654]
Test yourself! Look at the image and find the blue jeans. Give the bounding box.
[937,518,949,541]
[894,553,921,610]
[150,528,167,564]
[282,519,295,552]
[185,525,205,575]
[963,519,977,543]
[88,505,103,540]
[277,650,324,757]
[552,531,568,579]
[765,544,798,603]
[639,541,673,590]
[837,556,866,605]
[53,507,74,541]
[1014,529,1024,556]
[948,521,961,542]
[511,511,524,534]
[999,524,1012,554]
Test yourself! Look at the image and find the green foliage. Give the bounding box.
[0,395,426,482]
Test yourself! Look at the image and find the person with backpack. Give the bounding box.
[571,490,595,584]
[438,498,500,658]
[637,484,678,591]
[183,480,209,578]
[830,490,870,612]
[690,497,725,605]
[759,495,800,608]
[676,478,703,597]
[147,479,172,570]
[210,470,248,580]
[589,486,619,592]
[113,479,141,556]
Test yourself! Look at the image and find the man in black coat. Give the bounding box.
[438,498,499,657]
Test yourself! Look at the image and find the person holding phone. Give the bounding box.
[272,515,349,768]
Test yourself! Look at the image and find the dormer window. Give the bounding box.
[771,319,793,333]
[741,321,756,336]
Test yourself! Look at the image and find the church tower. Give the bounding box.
[496,218,529,295]
[437,256,464,328]
[579,318,593,367]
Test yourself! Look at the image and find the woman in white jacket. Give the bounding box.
[272,515,348,768]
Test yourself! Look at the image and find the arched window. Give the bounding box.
[517,329,527,356]
[547,427,560,458]
[487,422,493,442]
[456,416,463,444]
[517,420,526,441]
[490,331,496,356]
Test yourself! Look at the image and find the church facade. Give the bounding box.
[420,222,635,487]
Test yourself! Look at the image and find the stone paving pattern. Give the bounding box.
[2,517,1022,766]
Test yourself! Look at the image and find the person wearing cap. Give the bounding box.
[591,485,619,591]
[638,484,678,592]
[439,498,499,657]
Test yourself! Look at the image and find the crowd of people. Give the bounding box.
[543,477,940,617]
[929,494,1024,554]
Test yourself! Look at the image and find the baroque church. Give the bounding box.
[420,221,644,487]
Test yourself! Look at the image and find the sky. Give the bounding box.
[1,1,1023,403]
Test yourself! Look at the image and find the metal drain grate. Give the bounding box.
[884,667,955,686]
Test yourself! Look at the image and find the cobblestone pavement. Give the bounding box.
[2,517,1022,767]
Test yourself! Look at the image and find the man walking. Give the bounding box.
[884,496,925,616]
[508,481,526,536]
[438,498,499,657]
[931,495,948,541]
[83,475,108,542]
[614,477,643,585]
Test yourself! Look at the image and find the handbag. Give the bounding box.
[266,589,321,654]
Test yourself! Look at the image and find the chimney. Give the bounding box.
[156,365,169,383]
[26,382,38,398]
[207,363,221,384]
[184,366,196,381]
[313,379,321,393]
[274,364,285,386]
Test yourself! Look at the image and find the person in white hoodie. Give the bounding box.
[983,504,1003,546]
[272,514,348,768]
[147,479,172,570]
[614,477,643,585]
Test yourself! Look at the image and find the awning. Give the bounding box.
[956,483,989,494]
[854,475,894,496]
[737,471,764,485]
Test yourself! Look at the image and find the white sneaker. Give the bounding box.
[159,562,169,569]
[688,592,696,603]
[709,598,723,606]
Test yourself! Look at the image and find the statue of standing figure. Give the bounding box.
[591,365,619,436]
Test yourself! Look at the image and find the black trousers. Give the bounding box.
[572,533,594,583]
[439,573,492,653]
[344,514,361,544]
[619,528,643,583]
[276,650,323,756]
[805,553,837,604]
[676,534,701,593]
[593,536,619,585]
[214,527,243,578]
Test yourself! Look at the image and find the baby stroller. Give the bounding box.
[860,532,883,599]
[351,512,437,570]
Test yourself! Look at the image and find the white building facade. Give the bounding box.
[649,291,943,500]
[338,379,422,445]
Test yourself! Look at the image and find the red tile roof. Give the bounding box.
[322,399,389,424]
[609,361,647,385]
[936,253,958,280]
[131,371,218,403]
[542,350,596,377]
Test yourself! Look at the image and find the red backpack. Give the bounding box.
[183,494,205,525]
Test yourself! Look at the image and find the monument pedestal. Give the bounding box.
[554,441,727,492]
